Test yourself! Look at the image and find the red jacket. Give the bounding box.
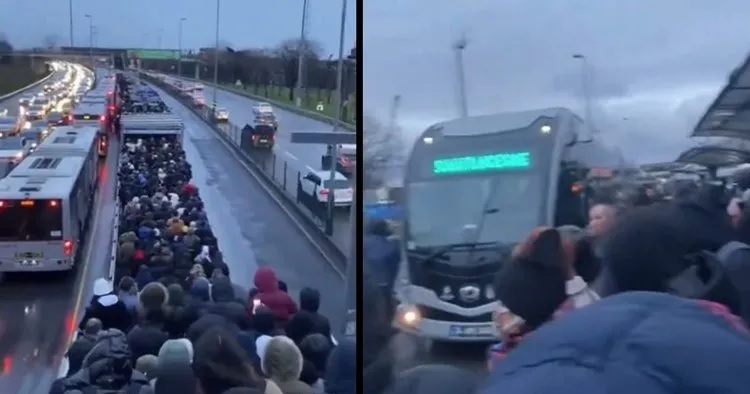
[249,267,297,325]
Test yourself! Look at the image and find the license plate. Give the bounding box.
[259,139,268,143]
[449,324,495,337]
[16,252,42,259]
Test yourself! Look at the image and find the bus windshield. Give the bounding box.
[407,173,542,247]
[0,200,63,241]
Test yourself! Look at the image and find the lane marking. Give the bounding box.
[285,151,299,161]
[156,83,345,279]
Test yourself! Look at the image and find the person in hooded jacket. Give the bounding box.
[262,335,314,394]
[78,278,133,333]
[488,227,600,369]
[163,283,189,338]
[50,329,150,394]
[249,267,297,327]
[361,268,395,394]
[183,277,212,327]
[193,326,282,394]
[385,364,480,394]
[209,276,248,328]
[325,338,356,394]
[298,288,332,341]
[480,292,750,394]
[363,219,401,297]
[118,276,140,318]
[299,333,332,378]
[66,318,102,377]
[285,310,316,345]
[127,283,170,364]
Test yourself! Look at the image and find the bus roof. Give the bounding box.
[31,126,98,157]
[0,156,88,198]
[423,107,580,137]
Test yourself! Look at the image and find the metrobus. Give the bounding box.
[0,126,99,272]
[394,107,626,342]
[71,102,109,157]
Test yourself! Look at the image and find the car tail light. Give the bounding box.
[0,201,4,208]
[63,240,73,256]
[100,115,105,122]
[319,189,329,196]
[48,200,58,208]
[100,138,107,149]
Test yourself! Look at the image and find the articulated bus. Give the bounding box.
[71,103,109,157]
[0,125,99,271]
[394,107,626,342]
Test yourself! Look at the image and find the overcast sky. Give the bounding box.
[1,0,356,56]
[365,0,750,163]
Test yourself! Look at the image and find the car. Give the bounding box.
[297,168,353,208]
[20,127,48,152]
[322,143,357,177]
[0,118,16,137]
[47,112,68,127]
[213,108,229,122]
[252,102,274,115]
[18,96,33,107]
[254,113,278,130]
[25,105,46,121]
[32,98,51,112]
[241,122,276,149]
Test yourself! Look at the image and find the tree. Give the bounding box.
[275,38,324,101]
[0,34,13,64]
[363,115,405,189]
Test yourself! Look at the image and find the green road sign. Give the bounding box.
[127,49,179,60]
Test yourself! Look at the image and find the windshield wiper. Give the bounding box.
[412,241,500,262]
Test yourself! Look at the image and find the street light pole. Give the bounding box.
[573,54,595,136]
[325,0,348,235]
[68,0,74,46]
[295,0,310,108]
[84,14,93,70]
[453,36,469,118]
[212,0,221,112]
[177,18,186,77]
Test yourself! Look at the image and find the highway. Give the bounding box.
[171,78,352,253]
[151,83,347,332]
[0,76,119,392]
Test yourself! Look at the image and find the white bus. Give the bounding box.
[0,126,99,272]
[71,103,109,157]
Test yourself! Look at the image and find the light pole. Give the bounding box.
[84,14,94,70]
[177,17,186,77]
[212,0,221,112]
[453,36,469,118]
[68,0,74,46]
[325,0,349,236]
[573,54,595,136]
[295,0,310,108]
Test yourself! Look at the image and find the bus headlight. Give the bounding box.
[397,304,421,327]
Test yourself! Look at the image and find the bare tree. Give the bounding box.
[363,115,405,189]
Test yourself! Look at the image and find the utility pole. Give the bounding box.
[177,18,186,77]
[68,0,74,46]
[453,35,469,118]
[388,94,402,135]
[573,54,595,137]
[84,14,94,70]
[295,0,310,107]
[212,0,221,112]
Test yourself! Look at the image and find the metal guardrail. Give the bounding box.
[0,69,55,101]
[141,72,348,268]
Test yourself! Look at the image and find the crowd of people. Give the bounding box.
[363,182,750,394]
[49,91,351,393]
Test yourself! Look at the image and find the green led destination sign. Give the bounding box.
[433,152,531,174]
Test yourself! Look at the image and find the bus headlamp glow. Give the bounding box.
[397,305,421,326]
[540,125,552,134]
[422,136,434,144]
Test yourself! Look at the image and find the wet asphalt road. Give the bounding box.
[151,83,347,333]
[0,138,118,394]
[171,79,352,255]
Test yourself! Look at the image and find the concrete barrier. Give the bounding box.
[0,68,54,101]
